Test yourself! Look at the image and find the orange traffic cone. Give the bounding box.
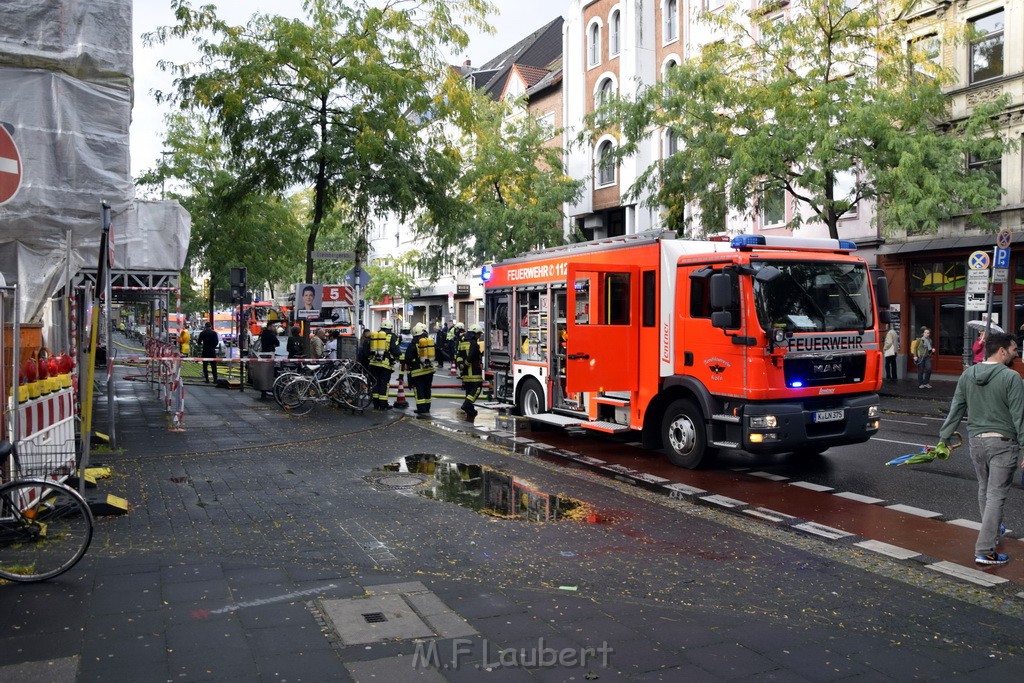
[394,374,409,409]
[450,361,458,377]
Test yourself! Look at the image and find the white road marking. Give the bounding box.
[207,583,338,615]
[789,481,834,493]
[871,436,931,448]
[881,418,927,426]
[855,540,920,560]
[927,561,1008,587]
[793,522,853,540]
[834,491,885,505]
[885,503,942,518]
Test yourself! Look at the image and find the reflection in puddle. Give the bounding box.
[379,454,590,522]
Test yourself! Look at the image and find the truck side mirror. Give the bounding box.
[711,311,735,329]
[874,275,890,309]
[709,272,736,310]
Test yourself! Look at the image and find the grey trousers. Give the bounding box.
[968,435,1020,556]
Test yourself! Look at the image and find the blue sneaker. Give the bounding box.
[998,523,1007,540]
[976,552,1009,566]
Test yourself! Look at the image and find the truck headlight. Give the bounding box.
[867,405,879,418]
[750,415,777,429]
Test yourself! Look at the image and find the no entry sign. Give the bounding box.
[0,125,23,205]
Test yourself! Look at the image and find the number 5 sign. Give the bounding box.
[322,285,354,305]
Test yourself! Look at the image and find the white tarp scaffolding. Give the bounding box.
[0,0,189,323]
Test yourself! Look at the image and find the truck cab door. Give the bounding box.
[566,263,639,394]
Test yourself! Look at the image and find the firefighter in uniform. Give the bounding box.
[404,322,435,416]
[457,323,484,417]
[446,321,464,367]
[397,320,414,383]
[369,319,400,410]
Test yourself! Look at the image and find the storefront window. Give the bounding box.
[910,261,966,292]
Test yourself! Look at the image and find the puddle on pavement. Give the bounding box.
[378,454,592,522]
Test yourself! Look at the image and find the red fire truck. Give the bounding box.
[482,232,889,468]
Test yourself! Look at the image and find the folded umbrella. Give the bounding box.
[886,433,961,467]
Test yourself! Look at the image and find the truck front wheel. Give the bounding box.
[516,378,544,417]
[662,399,709,469]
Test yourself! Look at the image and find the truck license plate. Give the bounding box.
[813,409,844,423]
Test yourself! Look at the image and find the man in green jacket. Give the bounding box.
[938,332,1024,566]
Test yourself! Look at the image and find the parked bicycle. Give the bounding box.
[276,360,372,414]
[0,440,94,582]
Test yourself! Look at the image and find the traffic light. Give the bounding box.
[230,267,247,302]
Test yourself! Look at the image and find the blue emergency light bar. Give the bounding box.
[730,234,857,252]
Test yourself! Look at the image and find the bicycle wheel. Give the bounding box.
[0,480,94,582]
[273,371,304,407]
[280,376,315,415]
[341,375,372,411]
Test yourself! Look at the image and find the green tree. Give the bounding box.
[146,0,493,284]
[418,92,584,276]
[595,0,1012,239]
[363,252,419,321]
[137,114,307,299]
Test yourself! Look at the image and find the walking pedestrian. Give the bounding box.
[405,322,435,416]
[257,323,280,399]
[198,322,220,383]
[456,323,484,418]
[435,321,449,368]
[912,326,934,389]
[286,325,304,359]
[882,323,898,382]
[309,328,326,359]
[325,330,339,359]
[178,326,191,357]
[937,332,1024,566]
[356,329,371,369]
[972,330,987,365]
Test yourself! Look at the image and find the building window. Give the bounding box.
[594,77,616,124]
[908,33,940,75]
[968,150,1002,190]
[597,140,616,186]
[663,58,679,82]
[706,0,726,10]
[665,128,679,157]
[833,169,858,218]
[609,10,621,56]
[664,0,678,42]
[970,10,1003,84]
[588,22,601,67]
[760,185,785,227]
[536,111,555,140]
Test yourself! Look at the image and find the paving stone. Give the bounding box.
[253,648,349,681]
[685,642,781,679]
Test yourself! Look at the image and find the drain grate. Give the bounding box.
[364,472,429,491]
[362,612,387,623]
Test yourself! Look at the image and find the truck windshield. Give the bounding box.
[752,261,873,333]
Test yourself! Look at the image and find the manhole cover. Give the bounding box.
[364,472,429,491]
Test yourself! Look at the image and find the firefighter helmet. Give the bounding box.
[401,320,411,331]
[455,321,465,329]
[469,323,482,333]
[380,319,393,330]
[412,322,427,336]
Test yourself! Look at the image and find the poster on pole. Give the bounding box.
[294,283,322,320]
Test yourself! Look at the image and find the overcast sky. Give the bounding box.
[130,0,565,179]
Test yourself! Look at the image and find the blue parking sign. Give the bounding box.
[995,247,1010,269]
